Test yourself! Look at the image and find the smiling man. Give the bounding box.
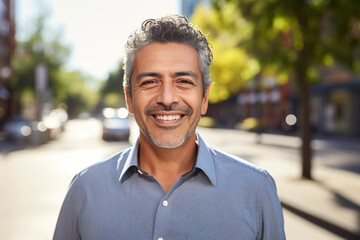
[54,15,285,240]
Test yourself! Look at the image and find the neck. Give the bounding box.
[138,132,198,192]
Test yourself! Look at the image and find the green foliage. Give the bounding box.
[11,13,70,93]
[210,46,259,102]
[100,61,125,107]
[10,12,100,117]
[211,0,360,80]
[102,93,123,108]
[56,70,99,118]
[198,116,216,128]
[191,4,259,103]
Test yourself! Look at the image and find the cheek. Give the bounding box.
[132,95,152,114]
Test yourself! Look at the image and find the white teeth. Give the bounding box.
[156,115,181,121]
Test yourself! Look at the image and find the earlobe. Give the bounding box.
[124,87,134,114]
[201,86,211,115]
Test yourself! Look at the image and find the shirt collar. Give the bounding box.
[194,132,217,185]
[118,133,216,185]
[118,138,139,182]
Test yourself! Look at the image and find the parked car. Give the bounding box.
[102,108,130,141]
[3,116,49,145]
[4,116,33,143]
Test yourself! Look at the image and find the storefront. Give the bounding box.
[312,81,360,138]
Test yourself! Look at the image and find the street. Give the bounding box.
[0,118,355,239]
[0,119,131,240]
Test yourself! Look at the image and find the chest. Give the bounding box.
[77,177,259,240]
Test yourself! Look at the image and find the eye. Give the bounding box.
[177,79,194,85]
[141,80,154,85]
[139,79,157,87]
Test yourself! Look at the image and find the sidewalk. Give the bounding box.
[198,127,360,239]
[252,134,360,240]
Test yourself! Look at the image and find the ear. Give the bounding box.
[124,87,134,114]
[201,85,211,115]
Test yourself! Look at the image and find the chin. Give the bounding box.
[150,135,186,149]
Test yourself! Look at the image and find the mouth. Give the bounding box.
[150,113,186,127]
[154,114,182,121]
[145,105,191,126]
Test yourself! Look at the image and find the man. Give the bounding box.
[54,15,285,240]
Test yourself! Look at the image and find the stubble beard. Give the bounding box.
[134,102,201,149]
[140,115,200,149]
[145,128,190,149]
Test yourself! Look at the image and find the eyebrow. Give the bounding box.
[171,71,199,80]
[134,72,161,83]
[135,71,199,83]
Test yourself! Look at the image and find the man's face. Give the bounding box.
[125,42,210,148]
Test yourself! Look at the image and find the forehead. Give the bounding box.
[133,42,200,73]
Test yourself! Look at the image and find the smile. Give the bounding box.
[155,114,182,121]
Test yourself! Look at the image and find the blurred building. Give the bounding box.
[311,66,360,138]
[206,70,360,139]
[0,0,15,129]
[206,77,293,133]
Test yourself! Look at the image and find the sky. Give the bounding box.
[16,0,180,80]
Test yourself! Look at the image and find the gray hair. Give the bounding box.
[123,15,213,98]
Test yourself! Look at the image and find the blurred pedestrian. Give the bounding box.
[53,14,285,240]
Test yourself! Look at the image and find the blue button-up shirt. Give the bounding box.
[54,134,285,240]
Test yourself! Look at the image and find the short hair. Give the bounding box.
[123,14,213,98]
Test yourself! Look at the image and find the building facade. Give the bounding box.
[0,0,15,128]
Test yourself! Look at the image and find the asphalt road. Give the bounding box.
[0,118,352,240]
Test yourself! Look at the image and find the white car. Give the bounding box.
[102,108,130,141]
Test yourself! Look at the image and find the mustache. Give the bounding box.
[145,103,192,115]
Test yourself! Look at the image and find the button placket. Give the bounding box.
[153,194,172,240]
[153,176,188,240]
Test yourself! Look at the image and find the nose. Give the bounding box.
[156,81,179,107]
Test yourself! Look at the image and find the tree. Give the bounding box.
[100,61,126,108]
[191,5,260,103]
[12,13,70,89]
[209,0,360,178]
[11,12,99,118]
[10,13,70,114]
[56,70,99,118]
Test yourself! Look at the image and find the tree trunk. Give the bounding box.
[299,78,312,179]
[295,5,312,179]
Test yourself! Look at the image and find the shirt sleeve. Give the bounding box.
[257,172,286,240]
[53,174,83,240]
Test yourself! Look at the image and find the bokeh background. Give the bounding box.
[0,0,360,239]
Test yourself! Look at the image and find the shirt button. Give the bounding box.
[162,200,168,207]
[158,238,164,240]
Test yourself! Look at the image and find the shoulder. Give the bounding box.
[208,147,280,206]
[73,147,132,185]
[209,147,270,181]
